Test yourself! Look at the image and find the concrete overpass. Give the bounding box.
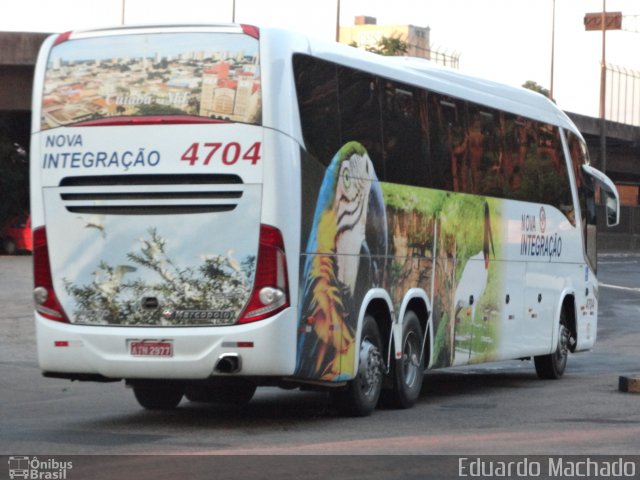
[0,32,50,112]
[567,112,640,186]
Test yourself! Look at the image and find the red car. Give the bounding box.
[1,214,32,254]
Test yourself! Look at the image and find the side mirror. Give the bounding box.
[605,191,618,227]
[582,165,620,227]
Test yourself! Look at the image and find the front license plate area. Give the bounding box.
[129,340,173,357]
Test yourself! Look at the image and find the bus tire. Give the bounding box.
[534,310,570,379]
[331,314,383,417]
[132,381,184,410]
[381,311,424,409]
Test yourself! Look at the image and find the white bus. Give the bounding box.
[30,24,620,416]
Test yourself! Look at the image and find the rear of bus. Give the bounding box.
[30,25,299,407]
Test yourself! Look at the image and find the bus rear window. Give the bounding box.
[41,32,261,130]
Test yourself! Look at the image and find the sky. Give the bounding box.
[2,0,640,119]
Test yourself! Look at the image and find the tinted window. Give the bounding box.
[429,96,463,191]
[42,32,262,129]
[293,54,577,223]
[337,67,384,174]
[380,81,429,186]
[292,55,340,166]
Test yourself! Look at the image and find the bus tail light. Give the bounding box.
[241,25,260,39]
[33,227,70,323]
[53,31,72,46]
[238,225,289,323]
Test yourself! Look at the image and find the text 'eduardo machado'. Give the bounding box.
[458,457,637,478]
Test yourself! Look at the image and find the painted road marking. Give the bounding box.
[600,283,640,293]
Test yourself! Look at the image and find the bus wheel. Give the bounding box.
[534,310,570,379]
[132,381,184,410]
[331,314,384,417]
[381,311,424,409]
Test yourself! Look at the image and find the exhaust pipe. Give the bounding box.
[215,353,241,374]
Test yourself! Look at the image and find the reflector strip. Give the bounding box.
[221,341,254,348]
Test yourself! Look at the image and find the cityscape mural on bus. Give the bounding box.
[41,33,261,129]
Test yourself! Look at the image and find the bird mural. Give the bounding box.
[78,214,106,238]
[295,141,387,381]
[452,201,495,364]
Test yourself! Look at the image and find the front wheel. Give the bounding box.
[381,311,424,409]
[534,311,570,379]
[331,314,384,417]
[132,381,184,410]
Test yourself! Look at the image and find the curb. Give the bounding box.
[619,375,640,393]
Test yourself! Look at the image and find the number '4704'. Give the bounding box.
[181,141,261,166]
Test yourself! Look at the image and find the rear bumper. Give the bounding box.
[35,308,297,380]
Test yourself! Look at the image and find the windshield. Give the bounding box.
[41,31,261,130]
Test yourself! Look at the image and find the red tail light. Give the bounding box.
[241,24,260,39]
[53,31,72,46]
[33,227,70,323]
[237,225,289,323]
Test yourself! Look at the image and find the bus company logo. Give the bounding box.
[8,456,73,479]
[161,309,236,325]
[539,207,547,233]
[520,208,562,260]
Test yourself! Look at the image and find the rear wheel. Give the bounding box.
[534,310,570,379]
[381,311,424,409]
[331,314,384,417]
[132,381,184,410]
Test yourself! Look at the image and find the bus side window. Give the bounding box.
[466,105,502,196]
[293,54,340,167]
[429,95,464,192]
[380,81,429,187]
[337,67,384,176]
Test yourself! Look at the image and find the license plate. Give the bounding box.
[129,340,173,357]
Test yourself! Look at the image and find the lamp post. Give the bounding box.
[336,0,341,42]
[585,3,622,173]
[599,0,607,174]
[121,0,126,25]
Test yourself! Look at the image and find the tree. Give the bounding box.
[350,35,409,56]
[522,80,554,102]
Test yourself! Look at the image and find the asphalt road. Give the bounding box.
[1,253,639,466]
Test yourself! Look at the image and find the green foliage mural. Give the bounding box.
[64,228,255,325]
[381,183,504,368]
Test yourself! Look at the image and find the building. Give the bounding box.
[339,16,431,60]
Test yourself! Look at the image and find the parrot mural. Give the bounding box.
[295,141,388,381]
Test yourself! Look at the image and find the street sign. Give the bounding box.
[584,12,622,31]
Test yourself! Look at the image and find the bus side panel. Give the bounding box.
[294,143,590,377]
